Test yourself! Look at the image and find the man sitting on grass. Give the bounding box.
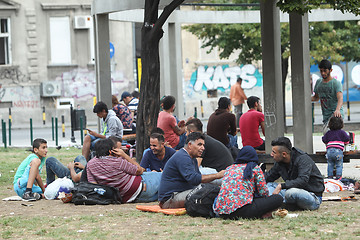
[13,138,48,201]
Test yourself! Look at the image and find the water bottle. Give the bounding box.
[94,188,106,195]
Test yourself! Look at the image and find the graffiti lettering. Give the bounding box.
[13,100,39,108]
[0,66,27,83]
[191,64,262,92]
[264,111,276,127]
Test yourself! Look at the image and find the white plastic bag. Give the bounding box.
[324,179,345,193]
[44,178,74,200]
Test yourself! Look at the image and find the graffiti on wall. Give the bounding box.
[56,68,130,99]
[0,85,40,108]
[0,66,27,83]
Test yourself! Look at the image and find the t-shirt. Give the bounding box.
[140,146,176,172]
[113,104,133,129]
[86,155,141,203]
[239,109,264,148]
[158,148,202,202]
[157,111,179,148]
[201,135,233,171]
[207,109,236,146]
[314,78,344,123]
[13,153,46,184]
[230,83,247,106]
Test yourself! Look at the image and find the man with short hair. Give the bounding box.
[239,96,265,150]
[140,133,176,172]
[230,77,247,127]
[82,101,123,160]
[311,59,344,133]
[121,91,139,120]
[207,97,237,148]
[86,138,161,203]
[265,137,325,211]
[158,132,224,209]
[186,118,233,171]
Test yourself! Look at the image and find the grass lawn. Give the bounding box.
[0,147,359,239]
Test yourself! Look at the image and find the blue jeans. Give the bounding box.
[227,134,238,148]
[174,133,186,150]
[14,165,43,197]
[46,156,87,184]
[326,148,343,177]
[136,171,162,202]
[89,134,102,149]
[267,182,322,210]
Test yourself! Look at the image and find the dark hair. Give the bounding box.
[161,95,176,110]
[271,137,292,153]
[328,116,343,130]
[32,138,47,151]
[218,97,230,109]
[247,96,260,109]
[237,77,242,83]
[185,132,205,145]
[112,95,119,107]
[131,91,140,99]
[108,135,122,145]
[94,138,114,157]
[318,59,332,70]
[93,101,108,113]
[150,133,165,143]
[151,127,165,135]
[185,118,203,132]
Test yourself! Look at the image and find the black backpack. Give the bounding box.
[71,182,122,205]
[185,183,220,218]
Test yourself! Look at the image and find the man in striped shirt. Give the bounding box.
[86,138,161,203]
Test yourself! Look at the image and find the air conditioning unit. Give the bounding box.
[40,81,61,97]
[74,16,92,29]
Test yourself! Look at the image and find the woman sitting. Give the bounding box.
[214,146,283,219]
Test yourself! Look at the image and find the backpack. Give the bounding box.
[71,182,122,205]
[185,183,220,218]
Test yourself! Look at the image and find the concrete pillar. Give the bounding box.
[168,22,184,119]
[160,23,171,98]
[289,12,313,153]
[94,14,112,109]
[260,0,285,153]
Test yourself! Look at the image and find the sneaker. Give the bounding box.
[22,191,41,201]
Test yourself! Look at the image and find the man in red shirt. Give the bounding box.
[239,96,265,150]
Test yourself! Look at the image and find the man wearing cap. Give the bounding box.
[121,91,139,121]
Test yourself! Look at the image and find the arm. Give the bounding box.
[172,120,186,136]
[281,155,312,190]
[87,129,105,139]
[311,93,319,102]
[229,114,237,136]
[255,167,269,197]
[67,162,82,183]
[35,172,45,193]
[333,91,343,118]
[260,121,265,136]
[201,170,224,183]
[264,163,281,183]
[111,148,145,174]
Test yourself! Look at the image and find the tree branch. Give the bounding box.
[153,0,185,34]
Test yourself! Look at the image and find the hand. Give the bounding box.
[333,110,341,118]
[74,162,84,169]
[217,170,225,179]
[273,184,282,195]
[87,129,94,135]
[178,120,185,128]
[111,148,126,158]
[67,162,75,169]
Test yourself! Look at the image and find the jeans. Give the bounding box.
[234,104,243,128]
[136,171,162,203]
[227,134,238,148]
[174,133,186,150]
[89,134,102,149]
[14,165,43,197]
[326,148,343,177]
[46,156,87,184]
[267,182,322,210]
[199,166,222,186]
[160,189,194,209]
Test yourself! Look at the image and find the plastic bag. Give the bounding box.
[44,178,74,200]
[324,179,345,193]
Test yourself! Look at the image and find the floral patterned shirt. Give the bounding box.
[214,164,269,215]
[113,104,133,129]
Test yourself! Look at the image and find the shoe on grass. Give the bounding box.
[22,191,41,201]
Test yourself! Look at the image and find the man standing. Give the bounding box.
[186,118,234,171]
[82,101,123,160]
[158,132,224,209]
[207,97,237,148]
[230,77,247,127]
[265,137,325,210]
[239,96,265,150]
[140,133,176,172]
[311,59,344,133]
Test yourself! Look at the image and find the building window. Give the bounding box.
[0,18,11,65]
[49,16,71,64]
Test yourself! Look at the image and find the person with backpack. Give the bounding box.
[214,146,283,219]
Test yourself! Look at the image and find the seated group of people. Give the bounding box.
[14,112,327,219]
